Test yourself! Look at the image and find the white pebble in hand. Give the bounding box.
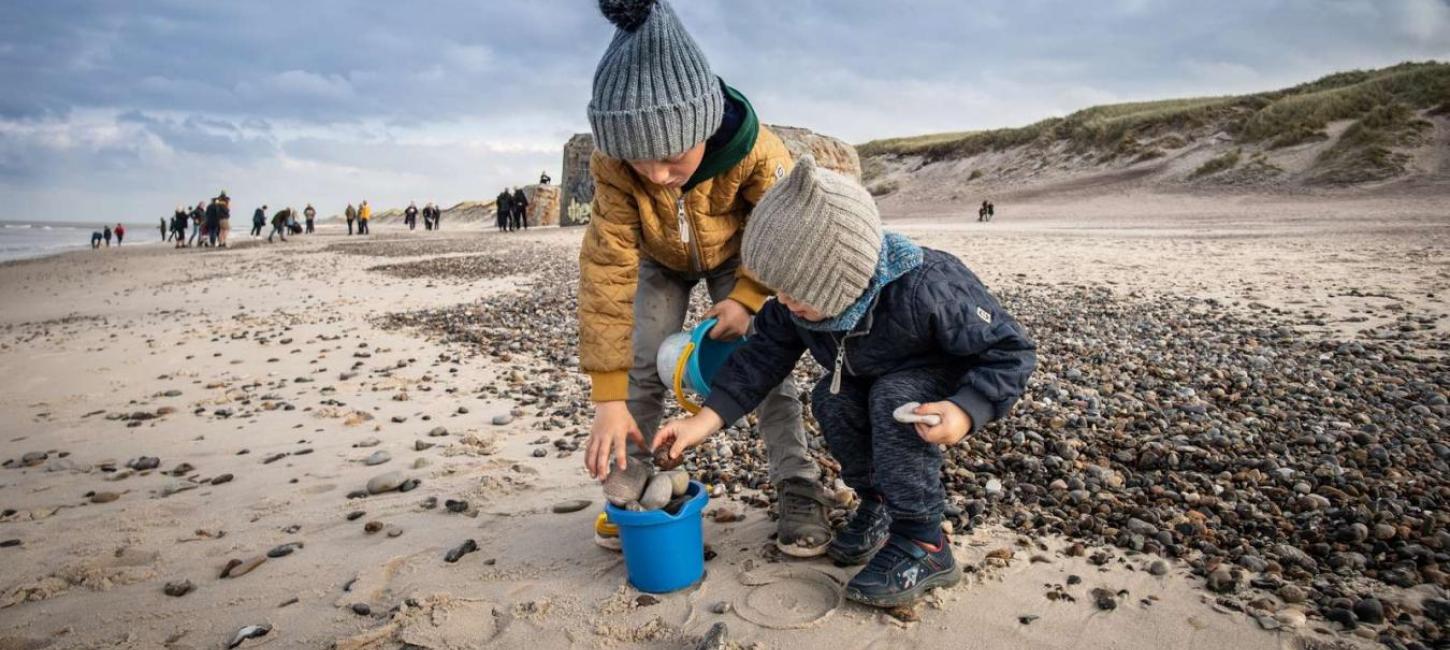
[892,402,942,426]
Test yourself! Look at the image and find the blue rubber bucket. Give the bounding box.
[604,480,710,593]
[657,318,750,414]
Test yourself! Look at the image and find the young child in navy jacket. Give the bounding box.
[654,156,1037,607]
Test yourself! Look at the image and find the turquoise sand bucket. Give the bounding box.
[656,318,750,414]
[604,480,710,593]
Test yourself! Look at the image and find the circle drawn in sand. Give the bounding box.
[733,565,843,629]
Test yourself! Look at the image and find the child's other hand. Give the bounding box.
[586,401,645,480]
[703,299,750,340]
[913,401,972,445]
[652,408,725,462]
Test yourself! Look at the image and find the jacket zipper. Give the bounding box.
[677,195,701,273]
[830,334,847,394]
[828,305,877,394]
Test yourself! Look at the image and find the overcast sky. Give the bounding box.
[1,0,1446,221]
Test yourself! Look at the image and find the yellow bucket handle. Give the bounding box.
[672,341,702,414]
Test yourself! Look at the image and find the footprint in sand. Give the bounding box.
[732,565,843,630]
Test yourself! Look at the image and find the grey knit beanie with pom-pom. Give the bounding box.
[589,0,723,161]
[742,156,884,318]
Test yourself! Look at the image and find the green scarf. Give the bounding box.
[682,83,759,192]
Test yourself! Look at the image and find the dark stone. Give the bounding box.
[444,539,478,563]
[1423,598,1450,624]
[1323,607,1357,629]
[1352,597,1384,625]
[164,579,194,597]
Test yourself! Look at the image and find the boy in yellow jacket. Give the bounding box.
[579,0,830,556]
[358,201,371,235]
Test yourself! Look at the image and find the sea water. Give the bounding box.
[0,220,179,263]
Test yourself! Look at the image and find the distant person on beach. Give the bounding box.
[358,201,371,235]
[103,225,112,247]
[252,205,267,237]
[159,217,167,241]
[512,187,529,231]
[495,190,512,232]
[987,201,994,221]
[978,201,988,222]
[576,0,828,559]
[345,203,357,235]
[304,204,316,234]
[114,223,125,245]
[432,203,442,230]
[215,192,232,247]
[268,207,289,242]
[204,192,227,247]
[172,206,188,248]
[190,202,205,247]
[171,206,185,242]
[651,157,1036,608]
[540,171,551,185]
[91,230,103,249]
[405,202,419,231]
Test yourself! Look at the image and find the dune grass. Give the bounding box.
[1191,149,1242,179]
[1309,102,1433,184]
[857,61,1450,166]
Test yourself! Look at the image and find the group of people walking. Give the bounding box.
[343,201,372,235]
[160,191,234,249]
[250,204,317,242]
[495,187,530,232]
[136,193,493,251]
[91,223,126,248]
[977,200,996,222]
[154,192,328,249]
[403,202,443,231]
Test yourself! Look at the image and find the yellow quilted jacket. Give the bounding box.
[578,125,794,402]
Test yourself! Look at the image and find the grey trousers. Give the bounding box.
[627,257,818,485]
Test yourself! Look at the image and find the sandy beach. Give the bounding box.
[0,191,1446,649]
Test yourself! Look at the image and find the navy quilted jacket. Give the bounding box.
[703,248,1037,433]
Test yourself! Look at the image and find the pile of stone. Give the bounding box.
[604,452,692,514]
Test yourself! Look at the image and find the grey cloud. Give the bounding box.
[1,0,1446,219]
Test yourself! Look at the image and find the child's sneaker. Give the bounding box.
[845,533,960,608]
[594,512,621,551]
[776,478,833,557]
[827,497,890,565]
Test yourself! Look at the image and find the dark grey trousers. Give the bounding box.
[811,366,960,536]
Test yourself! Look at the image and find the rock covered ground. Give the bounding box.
[378,225,1449,648]
[0,194,1445,649]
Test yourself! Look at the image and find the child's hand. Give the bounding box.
[651,408,725,463]
[585,401,645,480]
[703,299,750,340]
[912,401,972,445]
